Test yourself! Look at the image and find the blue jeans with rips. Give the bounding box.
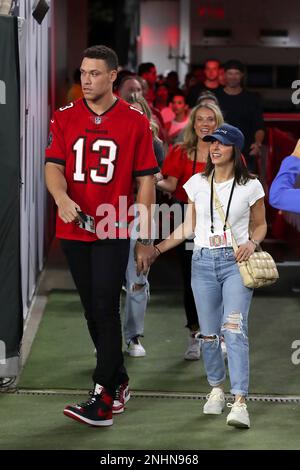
[191,247,253,396]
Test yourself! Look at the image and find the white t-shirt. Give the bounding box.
[183,173,265,248]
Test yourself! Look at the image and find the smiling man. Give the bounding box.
[45,45,158,427]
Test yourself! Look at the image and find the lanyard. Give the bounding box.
[192,150,197,175]
[210,171,235,233]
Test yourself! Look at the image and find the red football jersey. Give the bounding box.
[45,98,158,241]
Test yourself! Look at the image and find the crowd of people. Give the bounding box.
[46,46,291,431]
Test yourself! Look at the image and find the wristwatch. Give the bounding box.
[136,238,153,246]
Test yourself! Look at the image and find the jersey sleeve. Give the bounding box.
[45,113,66,165]
[161,145,185,179]
[248,178,265,207]
[269,156,300,213]
[133,117,159,176]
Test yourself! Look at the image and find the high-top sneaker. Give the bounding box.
[63,384,113,426]
[113,382,131,414]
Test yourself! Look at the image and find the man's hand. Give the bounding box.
[135,243,158,275]
[56,194,81,224]
[235,241,256,262]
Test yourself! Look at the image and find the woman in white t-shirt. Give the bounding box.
[150,124,267,429]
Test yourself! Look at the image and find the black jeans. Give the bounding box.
[176,241,199,331]
[61,238,130,396]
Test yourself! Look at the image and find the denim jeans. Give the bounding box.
[191,247,253,396]
[123,236,149,343]
[123,204,152,343]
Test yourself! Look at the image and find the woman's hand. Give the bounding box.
[154,172,164,184]
[235,241,256,262]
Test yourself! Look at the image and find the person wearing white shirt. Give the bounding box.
[149,124,267,429]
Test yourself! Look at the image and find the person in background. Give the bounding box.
[154,83,175,126]
[155,103,224,360]
[197,91,220,107]
[187,59,222,108]
[166,92,190,147]
[66,68,83,103]
[122,94,164,357]
[152,124,267,429]
[117,75,143,101]
[138,62,157,106]
[165,71,181,96]
[218,66,226,86]
[215,60,265,173]
[203,59,222,91]
[269,139,300,213]
[137,75,166,142]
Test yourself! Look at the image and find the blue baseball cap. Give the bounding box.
[203,123,245,151]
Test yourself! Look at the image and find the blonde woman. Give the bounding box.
[156,103,224,360]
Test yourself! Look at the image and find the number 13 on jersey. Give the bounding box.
[73,137,118,184]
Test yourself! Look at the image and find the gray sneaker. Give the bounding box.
[203,388,225,414]
[184,333,201,361]
[226,400,250,428]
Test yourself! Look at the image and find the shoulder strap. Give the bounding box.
[207,174,239,253]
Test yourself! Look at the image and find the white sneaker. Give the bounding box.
[126,336,146,357]
[226,399,250,428]
[220,340,227,361]
[203,388,225,415]
[184,332,201,361]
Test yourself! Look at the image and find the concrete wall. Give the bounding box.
[139,1,179,76]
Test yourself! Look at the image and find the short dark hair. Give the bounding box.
[204,58,220,66]
[138,62,155,76]
[170,90,186,101]
[223,59,245,73]
[82,45,118,71]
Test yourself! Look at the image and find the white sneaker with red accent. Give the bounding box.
[113,383,131,414]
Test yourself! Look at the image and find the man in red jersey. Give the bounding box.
[45,45,158,427]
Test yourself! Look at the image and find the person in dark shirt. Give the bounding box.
[215,60,265,173]
[187,59,223,108]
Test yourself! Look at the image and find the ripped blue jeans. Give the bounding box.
[123,236,149,344]
[191,247,253,396]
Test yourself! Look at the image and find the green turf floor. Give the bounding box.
[19,291,300,395]
[0,393,299,450]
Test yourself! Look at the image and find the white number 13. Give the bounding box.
[73,137,117,184]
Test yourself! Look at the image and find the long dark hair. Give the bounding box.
[204,146,255,184]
